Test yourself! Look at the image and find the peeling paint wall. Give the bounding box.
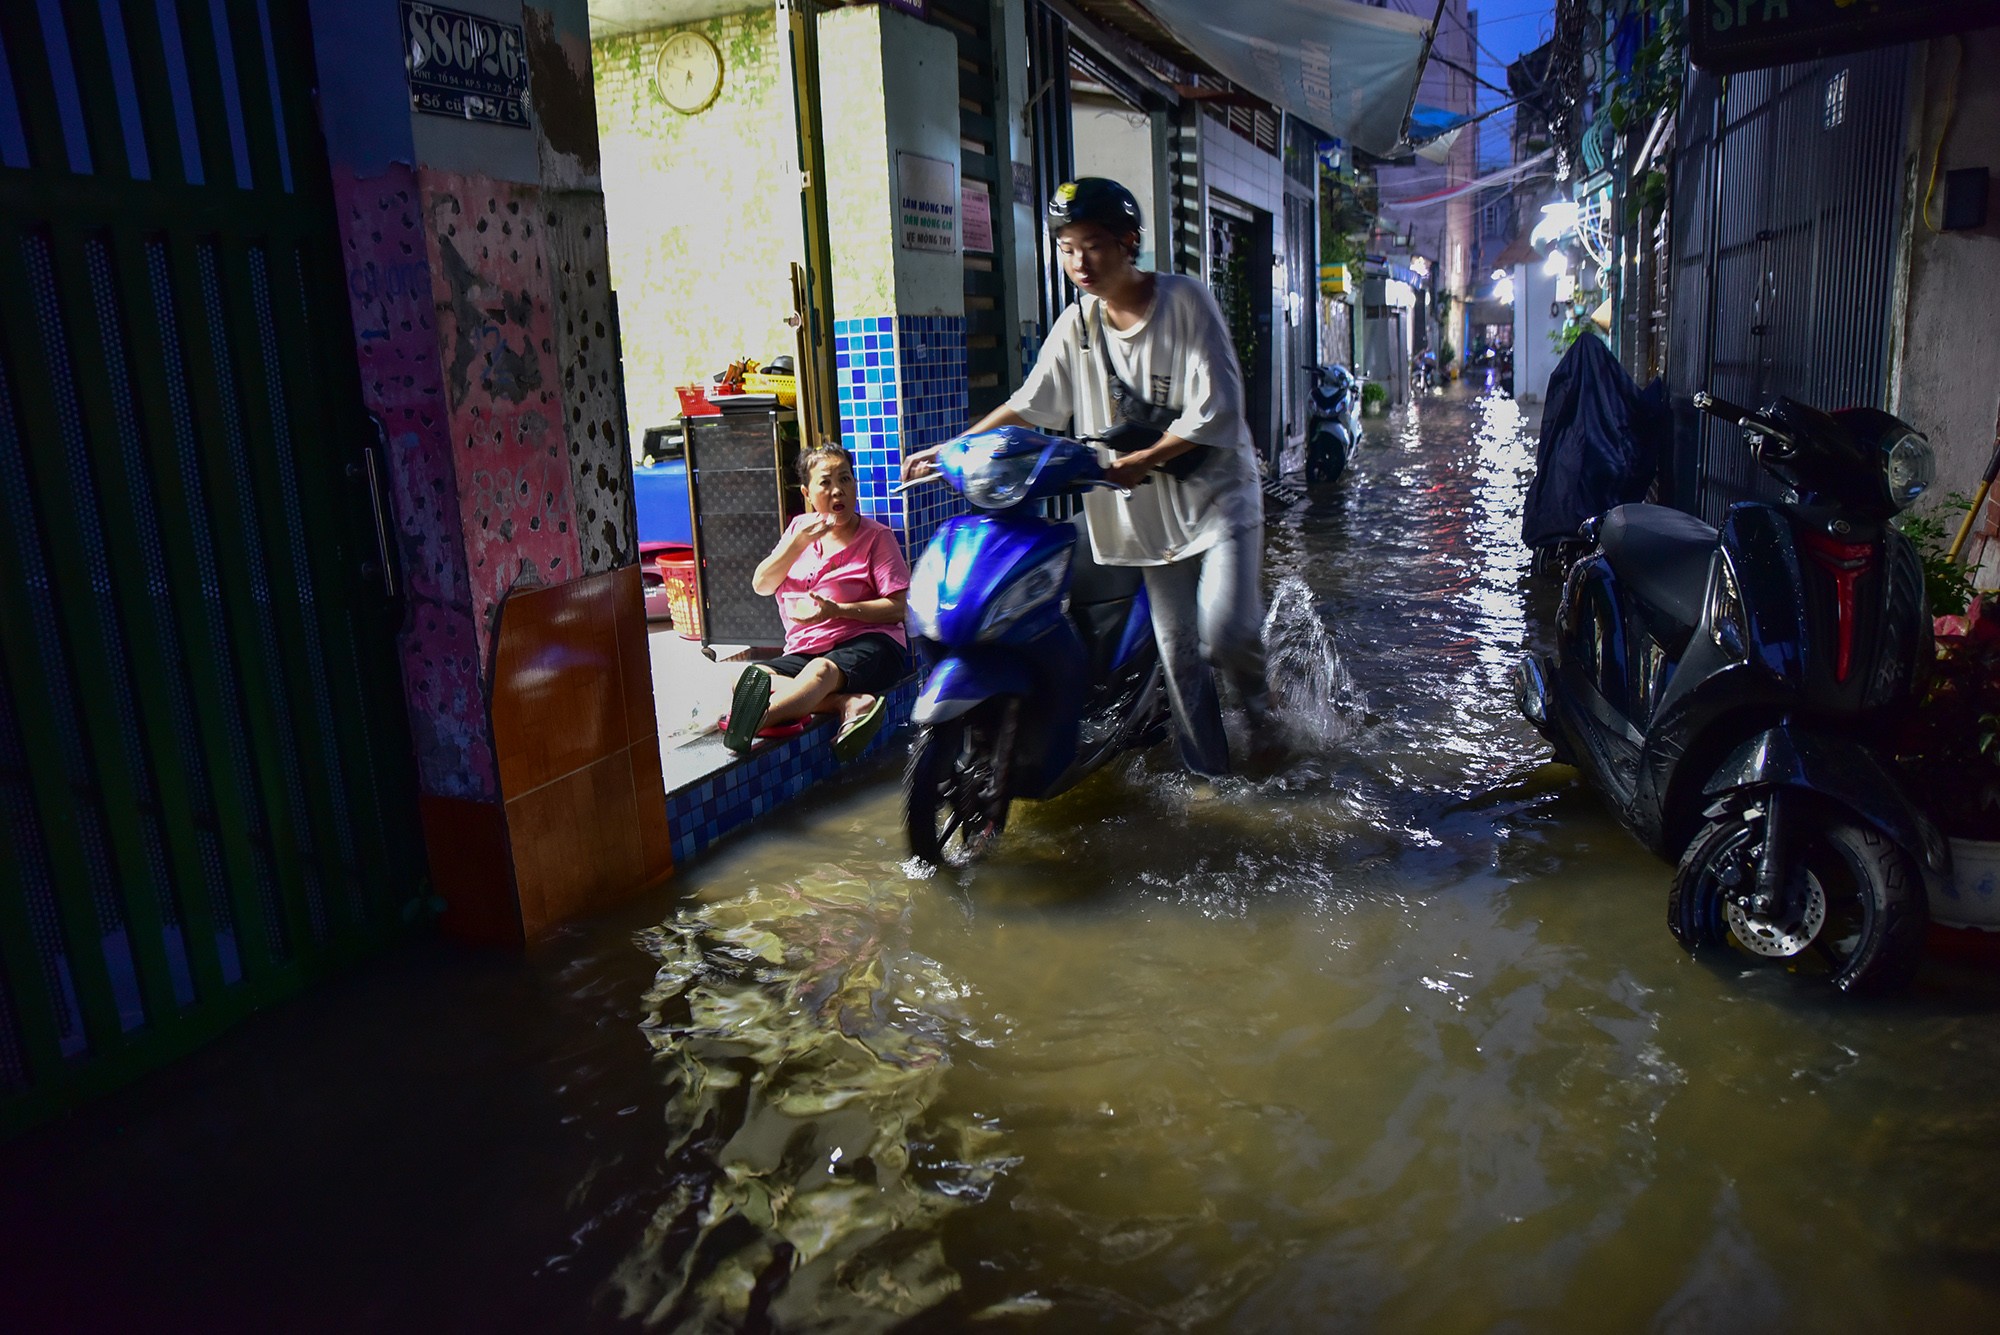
[544,191,637,572]
[592,10,805,447]
[424,173,584,658]
[334,167,495,800]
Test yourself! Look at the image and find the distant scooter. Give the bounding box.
[896,427,1167,867]
[1516,391,1948,992]
[1303,364,1361,485]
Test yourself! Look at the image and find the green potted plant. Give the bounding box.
[1893,497,2000,929]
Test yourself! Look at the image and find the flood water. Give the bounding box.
[10,392,2000,1333]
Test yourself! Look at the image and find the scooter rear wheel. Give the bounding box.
[904,716,1011,868]
[1306,432,1348,486]
[1668,809,1927,993]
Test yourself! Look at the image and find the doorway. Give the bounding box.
[1209,196,1275,463]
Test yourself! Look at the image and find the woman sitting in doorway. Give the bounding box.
[722,443,910,762]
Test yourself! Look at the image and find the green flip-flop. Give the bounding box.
[723,667,772,753]
[833,695,887,764]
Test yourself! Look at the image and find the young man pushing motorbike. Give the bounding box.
[905,178,1273,777]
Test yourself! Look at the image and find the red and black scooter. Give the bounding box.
[1516,390,1950,992]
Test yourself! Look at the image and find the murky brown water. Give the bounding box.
[10,393,2000,1333]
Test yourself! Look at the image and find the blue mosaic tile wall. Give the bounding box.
[664,678,921,866]
[834,315,906,530]
[663,313,972,871]
[833,313,971,557]
[895,313,970,552]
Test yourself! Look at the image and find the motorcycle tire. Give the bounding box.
[904,716,1011,868]
[1668,808,1927,993]
[1306,434,1348,486]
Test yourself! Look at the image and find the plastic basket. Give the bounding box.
[742,372,797,406]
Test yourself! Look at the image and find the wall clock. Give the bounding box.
[654,30,723,115]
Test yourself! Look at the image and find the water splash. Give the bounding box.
[1263,573,1364,748]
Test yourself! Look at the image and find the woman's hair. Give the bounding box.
[796,442,854,487]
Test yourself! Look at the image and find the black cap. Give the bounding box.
[1047,177,1143,237]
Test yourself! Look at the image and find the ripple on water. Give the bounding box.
[612,394,2000,1332]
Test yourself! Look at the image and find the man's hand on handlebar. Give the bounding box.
[902,446,940,482]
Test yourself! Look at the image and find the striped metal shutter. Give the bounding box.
[1667,48,1912,522]
[0,0,421,1133]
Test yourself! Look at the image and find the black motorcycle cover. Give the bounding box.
[1522,333,1671,549]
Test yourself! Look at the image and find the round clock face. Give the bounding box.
[655,30,723,115]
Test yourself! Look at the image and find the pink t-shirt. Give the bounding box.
[775,513,912,655]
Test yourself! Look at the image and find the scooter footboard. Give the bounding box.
[1703,723,1951,901]
[913,653,1035,726]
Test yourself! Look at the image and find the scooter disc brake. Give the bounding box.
[1724,876,1828,958]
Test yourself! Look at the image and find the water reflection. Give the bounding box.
[616,393,2000,1331]
[613,865,1008,1330]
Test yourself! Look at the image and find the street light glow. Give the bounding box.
[1543,249,1571,278]
[1532,201,1580,247]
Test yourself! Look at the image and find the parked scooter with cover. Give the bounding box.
[1303,364,1361,485]
[898,427,1167,866]
[1516,391,1949,991]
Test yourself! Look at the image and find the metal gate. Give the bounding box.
[0,0,421,1134]
[1025,0,1079,341]
[931,0,1020,418]
[1666,48,1911,522]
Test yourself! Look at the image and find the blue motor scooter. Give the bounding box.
[896,427,1167,866]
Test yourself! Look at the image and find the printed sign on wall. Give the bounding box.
[962,180,994,253]
[898,153,958,253]
[401,1,530,127]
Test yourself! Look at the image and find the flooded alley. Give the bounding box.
[9,394,2000,1334]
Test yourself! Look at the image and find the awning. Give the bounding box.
[1134,0,1438,155]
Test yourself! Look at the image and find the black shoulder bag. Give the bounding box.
[1081,298,1211,481]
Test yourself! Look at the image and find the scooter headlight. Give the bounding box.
[961,439,1042,510]
[906,542,946,638]
[1884,431,1934,512]
[978,549,1069,641]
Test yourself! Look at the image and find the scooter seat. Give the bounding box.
[1598,504,1717,636]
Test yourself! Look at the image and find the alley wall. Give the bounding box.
[1892,30,2000,584]
[592,8,806,450]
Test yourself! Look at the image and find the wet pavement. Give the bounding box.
[10,391,2000,1332]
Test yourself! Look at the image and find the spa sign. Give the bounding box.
[1691,0,2000,74]
[401,1,530,127]
[898,153,958,254]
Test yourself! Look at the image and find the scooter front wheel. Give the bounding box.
[904,716,1011,868]
[1668,809,1927,993]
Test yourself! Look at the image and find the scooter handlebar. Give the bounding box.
[1693,390,1758,427]
[1694,390,1795,456]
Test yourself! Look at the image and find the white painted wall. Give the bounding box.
[880,8,964,318]
[1892,31,2000,583]
[1071,94,1160,271]
[1512,261,1562,404]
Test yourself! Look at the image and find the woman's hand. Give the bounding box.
[788,593,839,626]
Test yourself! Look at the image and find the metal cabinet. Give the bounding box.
[683,409,802,647]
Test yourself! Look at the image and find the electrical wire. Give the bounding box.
[1922,35,1963,233]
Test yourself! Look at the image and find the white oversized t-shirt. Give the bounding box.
[1006,274,1263,567]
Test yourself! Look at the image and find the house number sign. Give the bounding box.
[401,1,530,127]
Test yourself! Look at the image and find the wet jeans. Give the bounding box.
[1141,527,1270,777]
